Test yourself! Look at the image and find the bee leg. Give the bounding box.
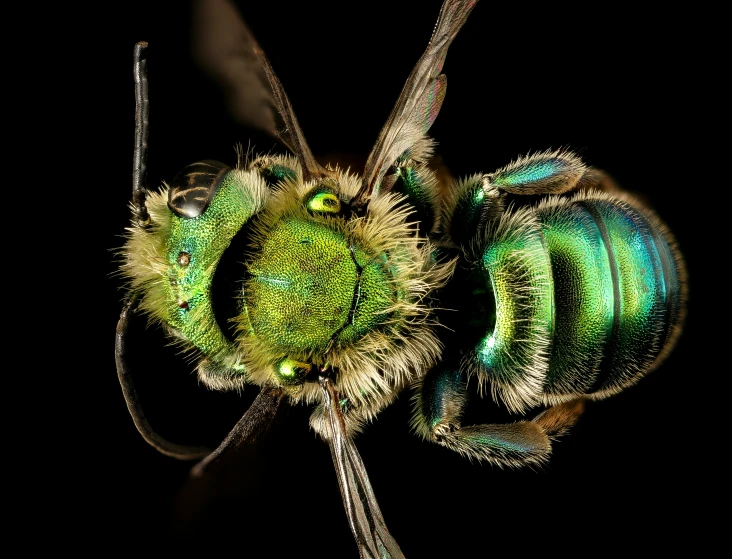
[189,386,285,478]
[575,167,623,195]
[446,160,623,246]
[531,398,586,439]
[486,150,589,196]
[386,156,441,236]
[412,365,585,468]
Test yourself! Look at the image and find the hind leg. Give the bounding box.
[412,365,585,468]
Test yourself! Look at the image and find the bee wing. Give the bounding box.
[354,0,478,208]
[191,0,279,141]
[320,378,405,559]
[192,0,331,182]
[253,47,335,183]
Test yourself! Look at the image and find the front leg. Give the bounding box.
[411,365,585,468]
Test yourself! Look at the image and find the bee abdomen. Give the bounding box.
[470,190,685,412]
[534,197,614,395]
[536,191,686,402]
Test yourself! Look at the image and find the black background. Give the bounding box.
[81,0,720,555]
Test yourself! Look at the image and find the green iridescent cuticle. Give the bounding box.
[463,432,534,452]
[465,193,681,400]
[477,226,552,376]
[588,199,665,383]
[449,176,488,246]
[257,163,298,187]
[345,246,395,341]
[307,191,341,214]
[267,164,297,182]
[162,173,259,356]
[244,217,394,352]
[536,202,614,392]
[493,160,563,187]
[275,357,313,385]
[245,218,354,350]
[421,368,465,431]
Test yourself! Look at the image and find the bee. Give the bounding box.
[116,0,687,556]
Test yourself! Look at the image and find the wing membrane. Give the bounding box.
[355,0,479,208]
[192,0,331,182]
[319,377,405,559]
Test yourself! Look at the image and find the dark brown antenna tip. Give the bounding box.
[132,41,150,227]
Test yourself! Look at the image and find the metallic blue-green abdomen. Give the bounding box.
[466,191,685,411]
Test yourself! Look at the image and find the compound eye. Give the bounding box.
[304,186,341,214]
[275,357,315,386]
[168,160,231,218]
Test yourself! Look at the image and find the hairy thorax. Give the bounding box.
[242,216,395,352]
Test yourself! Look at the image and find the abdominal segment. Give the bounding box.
[469,191,686,409]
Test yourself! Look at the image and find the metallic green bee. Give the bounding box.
[116,0,687,556]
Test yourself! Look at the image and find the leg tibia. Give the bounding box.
[441,423,551,468]
[486,150,587,195]
[413,366,585,468]
[532,398,586,437]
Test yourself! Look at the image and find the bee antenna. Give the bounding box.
[132,41,151,227]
